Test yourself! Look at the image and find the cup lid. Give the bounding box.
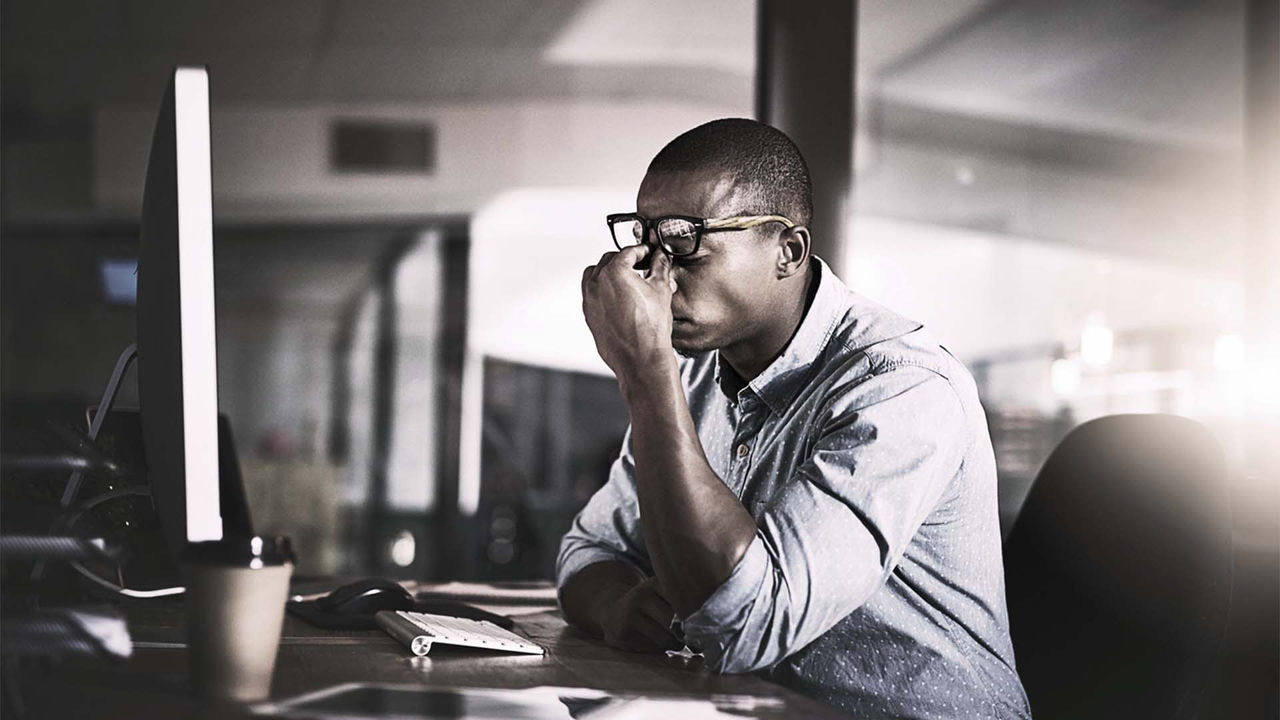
[183,535,294,567]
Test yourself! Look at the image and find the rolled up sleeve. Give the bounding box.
[681,367,968,673]
[555,428,651,604]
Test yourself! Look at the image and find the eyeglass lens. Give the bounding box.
[610,217,698,256]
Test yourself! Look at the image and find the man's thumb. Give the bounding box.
[650,251,677,294]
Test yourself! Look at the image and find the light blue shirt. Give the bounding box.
[557,258,1030,719]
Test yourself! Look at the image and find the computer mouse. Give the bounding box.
[316,577,415,615]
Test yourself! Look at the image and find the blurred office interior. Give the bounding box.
[1,0,1276,643]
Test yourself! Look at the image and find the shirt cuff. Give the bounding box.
[681,533,769,670]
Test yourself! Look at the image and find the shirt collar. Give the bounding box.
[715,256,922,415]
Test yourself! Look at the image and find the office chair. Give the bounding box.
[1003,414,1232,720]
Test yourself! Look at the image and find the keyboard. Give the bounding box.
[375,610,545,657]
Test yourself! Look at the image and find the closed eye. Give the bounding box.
[673,254,707,267]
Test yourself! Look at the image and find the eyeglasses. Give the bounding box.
[606,213,797,258]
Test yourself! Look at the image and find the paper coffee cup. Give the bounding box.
[183,536,294,703]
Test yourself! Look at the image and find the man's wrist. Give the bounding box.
[616,350,680,406]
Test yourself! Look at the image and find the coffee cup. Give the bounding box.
[183,535,294,703]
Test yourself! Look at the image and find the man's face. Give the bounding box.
[636,168,783,354]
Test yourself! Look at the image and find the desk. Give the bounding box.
[16,600,850,719]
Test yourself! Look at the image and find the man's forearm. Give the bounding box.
[621,355,757,617]
[559,560,647,637]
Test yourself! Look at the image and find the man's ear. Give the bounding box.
[776,225,811,278]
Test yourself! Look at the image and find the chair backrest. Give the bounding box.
[1003,414,1232,720]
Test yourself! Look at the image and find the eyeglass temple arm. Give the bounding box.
[704,214,796,230]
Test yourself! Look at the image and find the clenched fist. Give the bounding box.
[581,244,680,380]
[596,575,683,653]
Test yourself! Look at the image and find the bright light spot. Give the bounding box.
[955,165,975,187]
[390,531,416,568]
[1244,338,1280,419]
[250,536,263,555]
[1081,320,1114,367]
[1214,334,1245,373]
[1051,357,1081,397]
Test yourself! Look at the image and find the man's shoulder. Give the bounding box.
[828,294,958,376]
[672,286,981,417]
[821,294,981,413]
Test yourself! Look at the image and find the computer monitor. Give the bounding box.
[136,66,226,548]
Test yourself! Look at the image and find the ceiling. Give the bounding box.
[2,0,1246,148]
[874,0,1245,149]
[0,0,749,121]
[1,0,1251,271]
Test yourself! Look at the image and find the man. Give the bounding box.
[558,118,1029,719]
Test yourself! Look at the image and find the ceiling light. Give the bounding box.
[1081,318,1113,367]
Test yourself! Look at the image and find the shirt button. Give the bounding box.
[736,443,750,459]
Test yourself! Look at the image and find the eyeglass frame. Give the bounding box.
[605,212,798,258]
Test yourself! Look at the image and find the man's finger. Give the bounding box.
[634,586,675,627]
[616,243,648,260]
[630,616,683,652]
[612,243,651,271]
[587,250,618,282]
[647,251,676,293]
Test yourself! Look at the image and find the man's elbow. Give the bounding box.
[685,609,787,675]
[679,537,787,673]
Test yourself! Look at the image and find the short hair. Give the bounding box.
[646,118,813,227]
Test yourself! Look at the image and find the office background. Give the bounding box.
[1,0,1275,624]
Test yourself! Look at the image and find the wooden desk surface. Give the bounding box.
[17,600,850,719]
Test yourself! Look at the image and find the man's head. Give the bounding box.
[646,118,813,228]
[636,119,813,364]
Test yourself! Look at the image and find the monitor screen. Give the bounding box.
[137,67,223,545]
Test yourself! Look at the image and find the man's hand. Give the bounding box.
[561,562,683,654]
[596,576,683,653]
[581,244,679,380]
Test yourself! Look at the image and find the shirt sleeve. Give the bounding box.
[681,365,969,673]
[555,426,651,606]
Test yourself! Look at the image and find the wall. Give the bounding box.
[92,99,748,220]
[846,215,1242,368]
